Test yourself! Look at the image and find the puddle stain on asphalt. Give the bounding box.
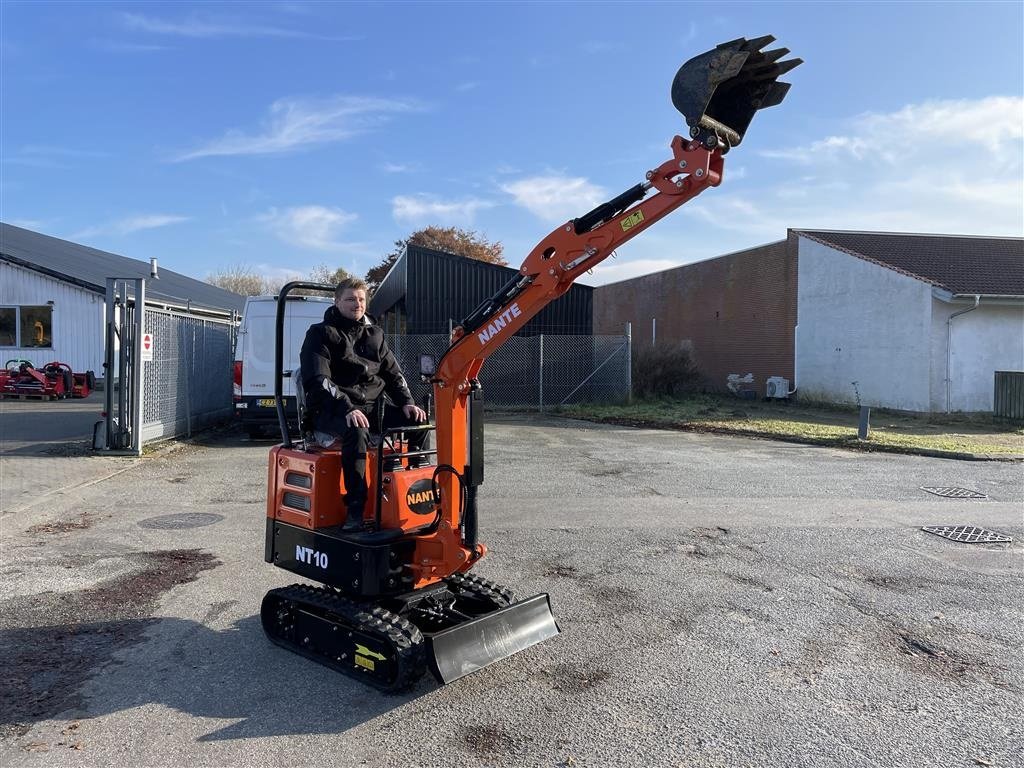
[459,724,522,756]
[27,514,94,535]
[545,663,612,694]
[0,549,220,739]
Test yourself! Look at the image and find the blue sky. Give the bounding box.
[2,1,1022,287]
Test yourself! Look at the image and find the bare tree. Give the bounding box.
[307,264,352,286]
[207,263,353,297]
[206,265,274,296]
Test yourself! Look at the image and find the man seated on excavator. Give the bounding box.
[299,277,428,532]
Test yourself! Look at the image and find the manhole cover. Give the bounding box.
[920,486,988,499]
[138,513,225,530]
[922,525,1012,544]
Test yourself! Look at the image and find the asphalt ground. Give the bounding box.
[0,395,138,515]
[0,416,1021,767]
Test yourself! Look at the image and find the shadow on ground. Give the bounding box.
[0,614,430,742]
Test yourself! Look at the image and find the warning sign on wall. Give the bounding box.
[142,333,154,362]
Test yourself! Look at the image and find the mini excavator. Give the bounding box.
[261,36,801,690]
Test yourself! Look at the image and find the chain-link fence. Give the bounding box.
[387,333,631,409]
[141,307,238,443]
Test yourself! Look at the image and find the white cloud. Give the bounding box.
[585,257,685,286]
[173,96,420,161]
[763,96,1022,167]
[119,12,354,40]
[380,161,419,173]
[258,205,360,251]
[72,214,190,239]
[502,174,607,223]
[454,81,479,92]
[7,218,45,231]
[501,96,1023,289]
[392,194,494,224]
[118,214,191,233]
[4,145,108,168]
[90,39,172,53]
[715,95,1024,238]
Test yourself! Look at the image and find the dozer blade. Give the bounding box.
[427,593,560,684]
[671,35,802,152]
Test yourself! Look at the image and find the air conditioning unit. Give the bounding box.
[766,376,790,399]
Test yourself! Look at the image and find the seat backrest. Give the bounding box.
[293,367,309,437]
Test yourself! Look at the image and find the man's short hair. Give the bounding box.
[335,277,368,300]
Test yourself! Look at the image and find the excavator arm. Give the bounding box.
[424,36,801,564]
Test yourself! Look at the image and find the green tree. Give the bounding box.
[366,226,506,291]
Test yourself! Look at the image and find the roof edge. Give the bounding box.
[0,253,104,294]
[794,230,950,291]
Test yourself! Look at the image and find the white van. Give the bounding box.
[233,294,333,438]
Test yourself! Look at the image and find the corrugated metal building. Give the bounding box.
[1,223,245,377]
[370,244,592,335]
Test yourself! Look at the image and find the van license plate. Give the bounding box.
[258,398,275,407]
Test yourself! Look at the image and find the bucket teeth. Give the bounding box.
[671,35,802,152]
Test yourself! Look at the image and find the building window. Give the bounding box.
[0,305,53,348]
[0,308,15,347]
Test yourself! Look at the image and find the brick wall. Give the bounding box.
[593,235,798,395]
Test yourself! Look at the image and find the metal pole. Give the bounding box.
[103,279,116,448]
[858,406,871,440]
[118,283,128,441]
[538,334,544,412]
[625,322,632,404]
[131,278,145,455]
[185,325,194,437]
[652,317,656,346]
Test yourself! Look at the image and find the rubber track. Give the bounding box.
[263,583,427,691]
[446,572,515,608]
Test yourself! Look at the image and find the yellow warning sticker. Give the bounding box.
[354,655,375,671]
[621,210,644,232]
[355,644,386,661]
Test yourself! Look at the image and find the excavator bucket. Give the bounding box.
[671,35,802,151]
[428,593,560,684]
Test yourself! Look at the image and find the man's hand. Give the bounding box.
[346,409,370,428]
[403,404,427,423]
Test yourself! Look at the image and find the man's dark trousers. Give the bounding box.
[315,400,428,518]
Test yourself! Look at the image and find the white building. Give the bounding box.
[795,230,1024,413]
[594,229,1023,414]
[1,223,245,378]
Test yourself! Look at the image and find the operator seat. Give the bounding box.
[292,366,316,446]
[293,366,393,456]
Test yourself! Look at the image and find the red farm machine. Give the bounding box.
[1,360,96,400]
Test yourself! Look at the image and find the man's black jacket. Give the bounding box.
[299,305,413,417]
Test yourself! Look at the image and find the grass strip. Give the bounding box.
[557,397,1023,458]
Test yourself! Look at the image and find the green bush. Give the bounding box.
[632,342,705,398]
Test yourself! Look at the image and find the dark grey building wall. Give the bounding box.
[372,245,592,336]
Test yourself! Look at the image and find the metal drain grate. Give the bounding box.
[139,513,225,530]
[922,525,1012,544]
[920,486,988,499]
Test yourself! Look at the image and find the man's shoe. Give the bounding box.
[341,506,366,532]
[341,517,364,533]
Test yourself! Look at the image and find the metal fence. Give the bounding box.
[388,333,631,409]
[141,307,238,443]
